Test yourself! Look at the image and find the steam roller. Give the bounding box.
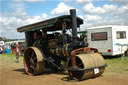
[17,9,106,81]
[24,47,106,80]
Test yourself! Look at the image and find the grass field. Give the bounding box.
[0,53,24,67]
[1,53,128,77]
[1,53,23,62]
[104,56,128,77]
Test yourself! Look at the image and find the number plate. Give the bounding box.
[94,68,99,74]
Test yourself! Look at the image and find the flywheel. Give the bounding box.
[24,47,45,75]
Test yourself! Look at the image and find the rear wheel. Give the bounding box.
[24,47,45,75]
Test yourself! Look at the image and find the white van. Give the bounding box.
[87,25,128,56]
[0,41,5,46]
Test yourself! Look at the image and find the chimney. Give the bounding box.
[70,9,78,41]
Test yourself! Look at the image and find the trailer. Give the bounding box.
[0,41,5,46]
[87,25,128,56]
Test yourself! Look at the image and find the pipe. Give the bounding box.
[70,9,78,40]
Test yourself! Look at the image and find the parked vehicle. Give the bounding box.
[0,41,5,46]
[17,9,106,80]
[87,25,128,56]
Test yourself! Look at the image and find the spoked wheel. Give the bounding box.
[24,47,45,75]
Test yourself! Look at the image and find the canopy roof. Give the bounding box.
[17,15,83,32]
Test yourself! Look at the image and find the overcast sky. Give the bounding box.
[0,0,128,39]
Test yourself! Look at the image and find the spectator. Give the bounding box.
[12,43,16,54]
[16,44,20,63]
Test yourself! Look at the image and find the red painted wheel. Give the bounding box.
[24,47,45,75]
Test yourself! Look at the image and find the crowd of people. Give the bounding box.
[0,44,11,54]
[0,43,23,63]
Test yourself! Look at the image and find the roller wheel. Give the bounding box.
[24,47,45,75]
[68,57,84,80]
[68,53,106,80]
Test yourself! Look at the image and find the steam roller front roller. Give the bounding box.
[68,53,106,80]
[24,47,45,75]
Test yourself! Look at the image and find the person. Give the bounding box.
[16,44,20,62]
[33,30,42,47]
[12,43,16,54]
[33,30,48,56]
[33,30,47,47]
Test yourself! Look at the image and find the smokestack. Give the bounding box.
[70,9,78,40]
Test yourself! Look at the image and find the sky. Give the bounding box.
[0,0,128,39]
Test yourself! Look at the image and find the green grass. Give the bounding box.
[104,56,128,77]
[1,53,23,61]
[0,53,24,67]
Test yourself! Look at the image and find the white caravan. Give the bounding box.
[0,41,5,46]
[87,25,128,56]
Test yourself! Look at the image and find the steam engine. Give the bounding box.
[17,9,106,80]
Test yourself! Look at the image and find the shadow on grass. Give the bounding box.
[61,75,104,82]
[13,68,27,75]
[13,68,105,82]
[103,55,122,59]
[44,70,68,75]
[13,68,68,76]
